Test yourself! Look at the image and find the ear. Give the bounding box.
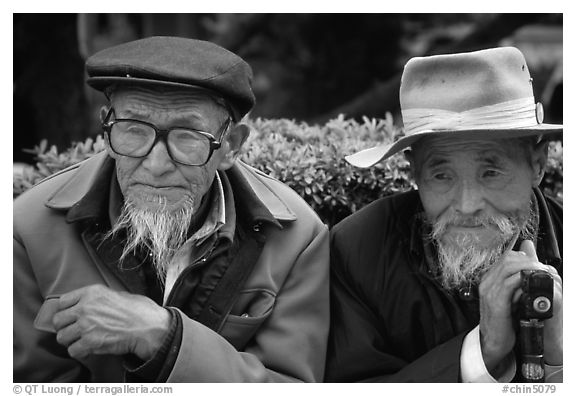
[217,124,250,170]
[530,140,549,187]
[404,149,414,166]
[99,105,117,158]
[99,105,110,123]
[403,149,419,181]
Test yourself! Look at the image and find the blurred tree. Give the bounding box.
[13,13,562,164]
[14,14,89,163]
[313,13,563,123]
[230,14,405,120]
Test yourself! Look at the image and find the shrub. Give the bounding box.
[13,136,107,198]
[541,139,563,201]
[241,115,416,226]
[13,115,563,227]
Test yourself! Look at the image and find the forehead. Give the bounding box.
[412,135,526,167]
[110,86,228,121]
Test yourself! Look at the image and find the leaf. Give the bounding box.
[39,139,48,154]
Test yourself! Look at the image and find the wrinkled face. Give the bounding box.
[411,135,544,248]
[105,86,235,214]
[413,137,541,244]
[409,135,546,289]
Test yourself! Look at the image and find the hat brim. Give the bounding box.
[345,124,563,168]
[87,76,242,121]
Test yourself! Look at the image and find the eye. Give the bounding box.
[122,122,150,136]
[482,169,503,178]
[433,172,452,181]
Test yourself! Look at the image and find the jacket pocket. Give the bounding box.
[220,289,276,350]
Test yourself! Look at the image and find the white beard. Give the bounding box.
[429,207,536,291]
[104,194,195,283]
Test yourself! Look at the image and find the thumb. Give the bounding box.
[519,239,538,260]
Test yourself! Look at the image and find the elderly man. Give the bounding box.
[325,47,562,382]
[14,37,329,382]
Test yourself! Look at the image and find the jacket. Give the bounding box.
[14,151,330,382]
[325,189,562,382]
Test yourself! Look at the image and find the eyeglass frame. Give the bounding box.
[101,108,232,166]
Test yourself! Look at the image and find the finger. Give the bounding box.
[546,264,559,277]
[482,260,525,284]
[501,271,524,298]
[55,322,81,347]
[67,338,90,360]
[519,240,538,260]
[512,287,523,304]
[52,308,77,331]
[489,254,548,280]
[549,270,563,293]
[58,288,85,310]
[480,270,523,307]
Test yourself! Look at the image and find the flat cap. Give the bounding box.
[86,36,255,121]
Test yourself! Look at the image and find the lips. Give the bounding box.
[450,225,484,229]
[448,224,493,232]
[126,184,194,209]
[132,183,186,190]
[127,184,189,202]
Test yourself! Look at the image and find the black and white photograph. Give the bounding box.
[11,10,566,391]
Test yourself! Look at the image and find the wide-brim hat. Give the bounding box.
[346,46,563,168]
[85,36,256,122]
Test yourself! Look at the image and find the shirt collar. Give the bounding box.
[188,171,230,246]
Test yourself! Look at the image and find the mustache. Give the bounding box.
[430,211,518,241]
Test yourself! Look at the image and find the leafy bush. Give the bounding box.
[13,115,563,227]
[541,139,563,201]
[242,115,415,225]
[13,136,107,198]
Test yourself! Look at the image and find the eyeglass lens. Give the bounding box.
[109,121,212,165]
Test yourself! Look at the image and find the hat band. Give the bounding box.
[401,97,540,135]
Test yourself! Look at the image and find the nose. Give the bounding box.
[452,178,485,216]
[141,141,176,175]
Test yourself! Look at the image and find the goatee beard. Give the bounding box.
[103,195,195,283]
[428,206,537,291]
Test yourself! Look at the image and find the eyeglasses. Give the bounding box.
[102,108,231,166]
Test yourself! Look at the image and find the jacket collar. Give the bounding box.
[45,151,296,228]
[228,160,296,223]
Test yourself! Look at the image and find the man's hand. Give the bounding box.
[52,285,171,361]
[478,240,562,375]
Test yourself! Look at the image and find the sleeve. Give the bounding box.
[325,230,464,383]
[545,365,563,383]
[123,307,182,382]
[460,326,562,383]
[460,326,516,383]
[165,226,330,382]
[13,237,90,382]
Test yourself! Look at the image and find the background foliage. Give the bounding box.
[14,14,562,163]
[13,116,563,227]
